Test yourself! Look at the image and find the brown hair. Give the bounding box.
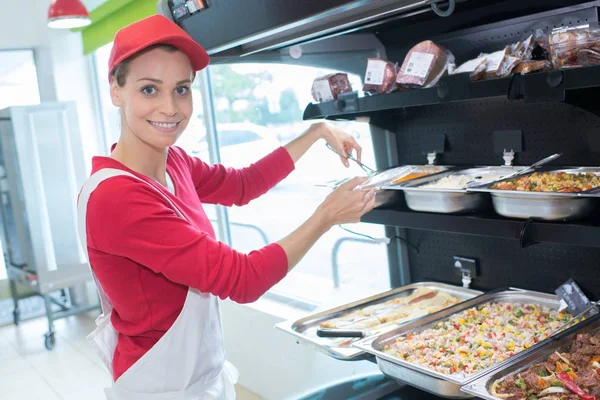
[110,44,179,87]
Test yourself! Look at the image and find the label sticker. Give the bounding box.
[312,79,334,102]
[364,59,387,85]
[404,52,435,79]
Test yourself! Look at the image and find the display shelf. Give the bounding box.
[303,65,600,121]
[362,208,600,248]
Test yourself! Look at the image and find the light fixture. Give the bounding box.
[47,0,92,29]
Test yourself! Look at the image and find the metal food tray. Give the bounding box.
[389,166,523,214]
[468,167,600,220]
[275,282,482,361]
[360,165,451,190]
[352,289,591,399]
[462,307,600,399]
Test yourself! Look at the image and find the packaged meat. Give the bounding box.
[363,58,398,94]
[450,55,488,76]
[532,28,551,61]
[396,40,455,88]
[549,23,600,69]
[311,73,353,102]
[514,60,552,74]
[497,54,521,78]
[468,50,507,81]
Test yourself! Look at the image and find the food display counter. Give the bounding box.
[176,0,600,398]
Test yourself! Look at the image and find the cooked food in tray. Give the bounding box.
[384,302,571,376]
[491,331,600,399]
[416,167,522,190]
[320,287,462,331]
[358,165,446,190]
[422,173,508,189]
[491,171,600,193]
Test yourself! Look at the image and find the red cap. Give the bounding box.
[108,14,209,83]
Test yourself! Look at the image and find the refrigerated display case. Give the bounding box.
[170,0,600,398]
[0,103,99,350]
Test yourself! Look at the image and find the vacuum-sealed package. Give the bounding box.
[549,23,600,69]
[363,58,399,94]
[311,73,353,102]
[397,40,455,88]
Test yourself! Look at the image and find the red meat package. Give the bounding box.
[311,73,353,102]
[397,40,455,88]
[363,58,398,94]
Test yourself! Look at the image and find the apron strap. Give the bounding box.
[77,168,186,314]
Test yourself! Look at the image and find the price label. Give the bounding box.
[404,52,434,79]
[364,59,387,85]
[555,279,592,316]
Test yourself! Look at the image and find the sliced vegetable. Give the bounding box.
[556,372,597,400]
[538,386,571,396]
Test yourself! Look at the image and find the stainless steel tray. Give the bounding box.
[462,307,600,399]
[353,289,590,398]
[390,167,523,214]
[275,282,482,361]
[361,165,451,190]
[468,167,600,220]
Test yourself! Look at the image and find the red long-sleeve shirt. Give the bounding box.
[85,146,294,380]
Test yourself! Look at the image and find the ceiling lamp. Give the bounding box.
[47,0,92,29]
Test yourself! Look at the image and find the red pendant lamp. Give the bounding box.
[47,0,92,29]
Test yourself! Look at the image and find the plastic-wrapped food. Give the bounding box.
[396,40,455,88]
[450,55,488,76]
[311,73,353,102]
[497,54,521,78]
[531,28,550,61]
[513,60,552,74]
[549,23,600,69]
[469,50,507,81]
[362,58,398,94]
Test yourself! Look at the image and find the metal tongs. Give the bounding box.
[316,143,377,189]
[497,153,562,181]
[466,153,562,189]
[325,143,376,176]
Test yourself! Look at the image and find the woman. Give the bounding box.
[77,14,375,400]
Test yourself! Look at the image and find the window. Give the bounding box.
[0,50,40,110]
[0,50,41,280]
[208,63,391,305]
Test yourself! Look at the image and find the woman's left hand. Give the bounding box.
[314,122,362,168]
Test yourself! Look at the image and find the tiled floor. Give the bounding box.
[0,314,263,400]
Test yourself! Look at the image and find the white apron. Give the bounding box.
[77,168,239,400]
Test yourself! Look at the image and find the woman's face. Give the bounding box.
[110,47,194,149]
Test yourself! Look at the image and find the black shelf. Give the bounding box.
[362,208,600,248]
[303,65,600,121]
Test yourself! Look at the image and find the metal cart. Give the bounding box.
[0,103,100,350]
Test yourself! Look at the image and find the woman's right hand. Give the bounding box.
[316,177,376,227]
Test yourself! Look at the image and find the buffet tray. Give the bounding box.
[275,282,482,361]
[352,289,591,399]
[468,167,600,220]
[389,166,523,214]
[461,306,600,399]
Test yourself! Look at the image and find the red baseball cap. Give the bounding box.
[108,14,209,83]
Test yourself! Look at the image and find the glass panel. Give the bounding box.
[0,50,41,280]
[208,63,390,305]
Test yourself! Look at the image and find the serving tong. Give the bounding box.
[465,153,562,189]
